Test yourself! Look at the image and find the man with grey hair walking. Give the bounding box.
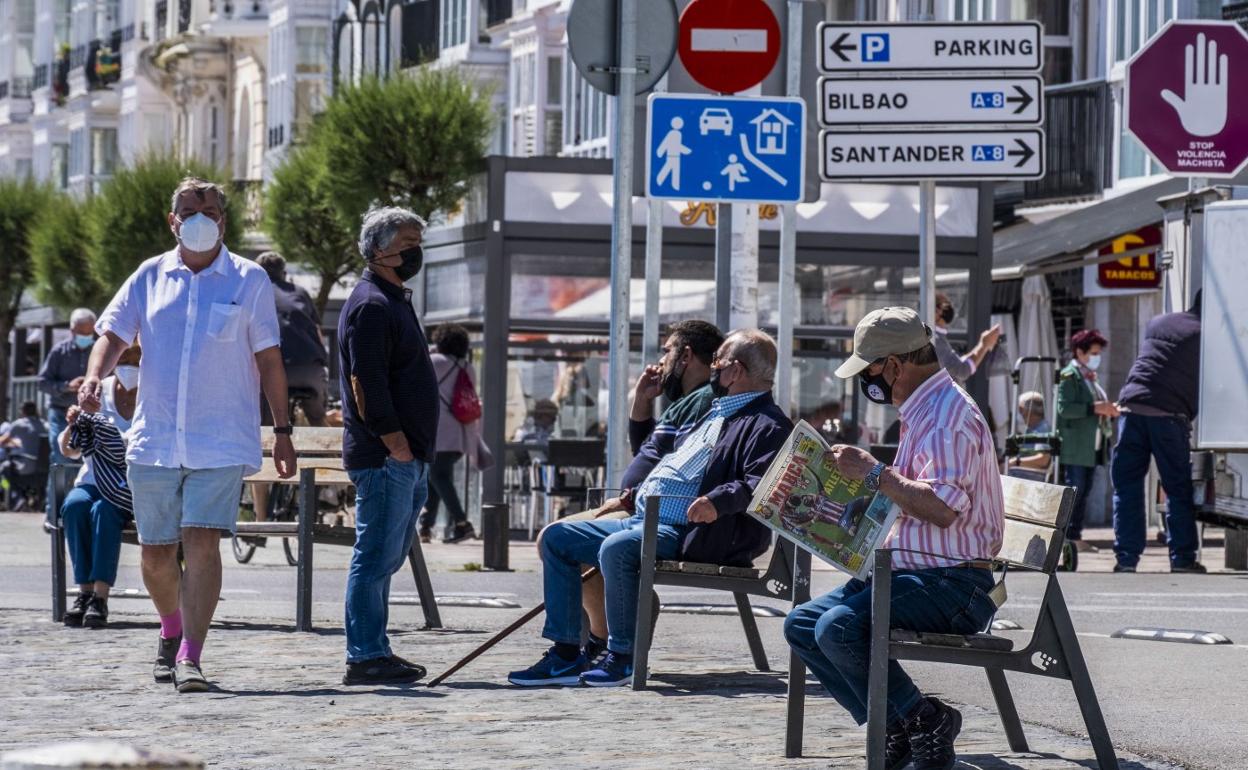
[338,205,438,685]
[40,308,97,472]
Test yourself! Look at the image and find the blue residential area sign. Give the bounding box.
[646,94,806,204]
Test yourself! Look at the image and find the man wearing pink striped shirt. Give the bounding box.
[784,307,1004,770]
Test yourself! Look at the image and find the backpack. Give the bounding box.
[441,362,482,424]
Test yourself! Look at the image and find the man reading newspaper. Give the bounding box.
[783,307,1004,770]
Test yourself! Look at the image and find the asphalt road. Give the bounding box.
[2,513,1245,769]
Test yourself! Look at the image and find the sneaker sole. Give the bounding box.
[507,674,584,687]
[174,677,211,693]
[342,672,427,687]
[580,675,632,687]
[82,617,107,629]
[153,669,174,684]
[63,617,84,628]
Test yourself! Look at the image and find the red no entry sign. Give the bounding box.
[1126,20,1248,177]
[678,0,781,94]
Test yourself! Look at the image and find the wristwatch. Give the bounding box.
[863,462,886,493]
[273,425,294,436]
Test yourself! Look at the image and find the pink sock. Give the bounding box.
[177,638,204,664]
[160,610,183,640]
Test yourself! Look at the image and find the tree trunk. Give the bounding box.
[0,309,14,420]
[315,271,336,317]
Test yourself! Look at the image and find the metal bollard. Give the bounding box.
[481,502,510,571]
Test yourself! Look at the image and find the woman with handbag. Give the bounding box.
[421,324,490,543]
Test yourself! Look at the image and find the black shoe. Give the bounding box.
[419,529,432,544]
[907,697,963,770]
[64,591,93,627]
[1113,563,1137,573]
[82,595,109,628]
[442,522,476,544]
[885,721,912,770]
[173,659,211,693]
[343,656,427,686]
[1171,561,1208,574]
[153,635,181,683]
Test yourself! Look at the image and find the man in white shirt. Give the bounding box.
[80,177,297,693]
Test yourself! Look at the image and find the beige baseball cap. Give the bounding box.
[834,307,931,378]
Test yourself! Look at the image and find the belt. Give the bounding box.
[953,560,995,570]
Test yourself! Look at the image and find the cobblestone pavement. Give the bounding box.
[0,603,1179,770]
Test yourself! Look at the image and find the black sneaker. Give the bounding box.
[907,696,963,770]
[153,635,180,683]
[442,522,476,544]
[64,591,93,627]
[82,595,109,628]
[1113,563,1137,573]
[885,721,912,770]
[1171,561,1208,574]
[343,656,427,686]
[173,659,211,693]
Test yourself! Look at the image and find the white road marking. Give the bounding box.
[691,28,768,53]
[1007,602,1248,614]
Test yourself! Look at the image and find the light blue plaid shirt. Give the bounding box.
[633,391,765,527]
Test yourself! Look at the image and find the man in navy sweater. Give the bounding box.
[509,330,793,688]
[1112,291,1203,573]
[338,206,439,685]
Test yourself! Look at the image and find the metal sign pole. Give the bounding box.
[643,75,669,366]
[918,179,936,324]
[715,203,733,331]
[776,0,803,415]
[606,0,638,488]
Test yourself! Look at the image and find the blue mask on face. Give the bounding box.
[74,334,94,349]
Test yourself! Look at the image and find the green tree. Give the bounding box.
[311,69,494,227]
[0,179,57,418]
[263,141,358,314]
[86,153,243,292]
[30,193,109,312]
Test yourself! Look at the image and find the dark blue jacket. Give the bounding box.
[39,339,92,410]
[337,270,439,470]
[1117,307,1201,420]
[622,391,793,567]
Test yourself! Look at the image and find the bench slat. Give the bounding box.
[1001,475,1073,528]
[655,560,761,579]
[261,427,344,455]
[997,518,1063,572]
[890,629,1014,652]
[246,463,352,485]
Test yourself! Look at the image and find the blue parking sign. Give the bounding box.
[646,94,806,204]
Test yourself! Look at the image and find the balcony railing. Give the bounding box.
[1021,80,1113,204]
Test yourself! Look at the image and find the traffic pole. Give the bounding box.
[643,75,668,367]
[775,0,804,416]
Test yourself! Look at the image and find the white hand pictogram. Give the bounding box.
[1161,32,1229,137]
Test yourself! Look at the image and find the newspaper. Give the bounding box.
[746,420,899,581]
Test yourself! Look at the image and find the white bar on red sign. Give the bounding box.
[690,28,769,52]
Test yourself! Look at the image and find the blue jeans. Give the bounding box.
[62,484,128,586]
[1062,463,1096,542]
[784,567,997,727]
[1111,413,1198,568]
[345,457,428,662]
[540,517,685,655]
[45,407,68,519]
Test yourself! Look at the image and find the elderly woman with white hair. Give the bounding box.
[337,205,439,687]
[39,307,98,469]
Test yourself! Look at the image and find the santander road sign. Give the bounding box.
[1126,20,1248,178]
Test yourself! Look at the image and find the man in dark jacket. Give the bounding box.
[1111,292,1204,573]
[510,330,792,688]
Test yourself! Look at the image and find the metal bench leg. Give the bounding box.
[50,467,66,623]
[784,545,812,759]
[631,496,661,691]
[865,550,893,770]
[407,537,443,629]
[1047,576,1118,769]
[986,667,1029,753]
[733,592,770,672]
[295,468,315,632]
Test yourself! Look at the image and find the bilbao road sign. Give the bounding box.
[819,75,1042,126]
[818,22,1042,73]
[820,129,1044,180]
[1126,20,1248,177]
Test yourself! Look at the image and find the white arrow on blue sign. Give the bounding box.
[645,93,806,204]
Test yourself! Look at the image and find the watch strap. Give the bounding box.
[272,425,294,435]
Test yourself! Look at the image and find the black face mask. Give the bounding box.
[708,367,730,398]
[394,245,424,281]
[661,360,687,402]
[858,361,896,405]
[939,304,955,324]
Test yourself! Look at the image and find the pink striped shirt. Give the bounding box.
[886,369,1004,570]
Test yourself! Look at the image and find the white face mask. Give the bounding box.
[176,213,221,253]
[1085,353,1102,371]
[114,365,139,391]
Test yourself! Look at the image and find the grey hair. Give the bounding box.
[357,206,427,259]
[720,329,778,387]
[1018,390,1046,415]
[69,308,96,326]
[170,176,227,214]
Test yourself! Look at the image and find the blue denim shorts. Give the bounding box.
[127,464,246,545]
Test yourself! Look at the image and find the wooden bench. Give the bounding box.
[783,474,1117,769]
[49,427,441,631]
[631,494,813,690]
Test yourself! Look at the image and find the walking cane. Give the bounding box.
[427,567,599,687]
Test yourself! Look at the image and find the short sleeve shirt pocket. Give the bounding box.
[207,302,242,342]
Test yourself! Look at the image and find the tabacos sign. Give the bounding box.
[1097,226,1162,290]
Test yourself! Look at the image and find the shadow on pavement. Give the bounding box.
[213,686,447,699]
[645,670,789,696]
[958,753,1154,770]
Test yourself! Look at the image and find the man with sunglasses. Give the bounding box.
[510,330,792,688]
[783,307,1004,770]
[337,205,438,686]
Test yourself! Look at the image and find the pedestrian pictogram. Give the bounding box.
[677,0,781,94]
[646,94,805,203]
[1126,20,1248,177]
